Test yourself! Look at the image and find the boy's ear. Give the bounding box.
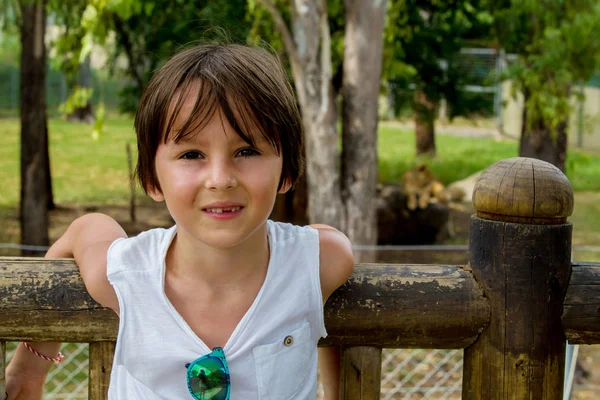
[278,179,292,194]
[147,185,165,202]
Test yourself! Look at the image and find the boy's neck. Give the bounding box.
[165,223,270,287]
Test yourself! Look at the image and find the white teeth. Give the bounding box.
[206,207,241,213]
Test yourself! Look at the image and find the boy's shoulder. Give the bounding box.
[268,220,318,243]
[115,225,176,249]
[107,225,176,274]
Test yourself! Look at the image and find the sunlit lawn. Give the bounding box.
[378,125,600,192]
[0,115,141,207]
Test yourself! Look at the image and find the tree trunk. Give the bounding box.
[259,0,383,244]
[288,0,344,229]
[300,87,344,228]
[519,91,568,172]
[414,89,436,156]
[19,0,50,256]
[342,0,387,262]
[45,124,54,210]
[67,55,95,124]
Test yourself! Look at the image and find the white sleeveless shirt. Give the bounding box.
[106,220,326,400]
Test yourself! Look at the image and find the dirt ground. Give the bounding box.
[0,198,174,257]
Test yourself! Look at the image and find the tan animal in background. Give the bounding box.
[402,165,448,210]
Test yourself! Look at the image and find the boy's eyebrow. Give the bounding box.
[170,131,268,146]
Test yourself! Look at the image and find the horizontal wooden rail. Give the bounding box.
[0,258,117,342]
[0,258,492,348]
[562,262,600,344]
[322,263,489,348]
[3,258,600,347]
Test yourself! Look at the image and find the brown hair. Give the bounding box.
[134,43,304,193]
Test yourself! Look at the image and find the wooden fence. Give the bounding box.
[1,157,599,399]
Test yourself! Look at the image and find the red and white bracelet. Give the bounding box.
[22,342,64,364]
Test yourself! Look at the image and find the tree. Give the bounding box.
[45,0,251,118]
[49,0,96,123]
[107,0,251,113]
[254,0,387,259]
[491,0,600,172]
[384,0,493,156]
[18,0,51,255]
[341,0,386,251]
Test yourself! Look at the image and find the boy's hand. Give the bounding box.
[4,371,45,400]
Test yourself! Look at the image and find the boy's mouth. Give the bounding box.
[203,206,243,214]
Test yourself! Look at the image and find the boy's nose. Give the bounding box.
[204,162,237,191]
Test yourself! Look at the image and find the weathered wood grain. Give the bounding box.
[0,258,490,348]
[472,157,573,224]
[0,341,5,398]
[562,262,600,344]
[89,342,115,400]
[0,257,118,342]
[339,347,382,400]
[322,263,490,348]
[462,217,572,400]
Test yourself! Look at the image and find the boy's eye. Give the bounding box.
[237,148,260,157]
[180,151,203,160]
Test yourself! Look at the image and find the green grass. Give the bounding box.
[0,116,142,207]
[570,192,600,261]
[378,125,600,191]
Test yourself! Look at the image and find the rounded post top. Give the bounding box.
[472,157,573,224]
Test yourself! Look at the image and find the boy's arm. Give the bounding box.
[311,224,355,400]
[4,213,126,400]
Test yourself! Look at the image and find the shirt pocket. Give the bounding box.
[252,322,315,400]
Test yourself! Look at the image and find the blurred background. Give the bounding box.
[1,0,599,398]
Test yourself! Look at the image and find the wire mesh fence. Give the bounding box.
[6,343,600,399]
[5,343,466,399]
[381,349,463,399]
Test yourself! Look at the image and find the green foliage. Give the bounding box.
[247,0,288,52]
[111,0,251,113]
[0,28,19,65]
[0,0,20,31]
[92,102,105,140]
[48,0,251,115]
[58,86,93,115]
[384,0,493,117]
[492,0,600,132]
[48,0,88,77]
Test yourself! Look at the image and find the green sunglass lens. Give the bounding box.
[188,357,229,400]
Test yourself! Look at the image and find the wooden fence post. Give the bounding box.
[462,157,574,399]
[339,346,382,400]
[1,341,5,397]
[89,341,115,400]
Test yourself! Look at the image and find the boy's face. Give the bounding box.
[149,84,289,250]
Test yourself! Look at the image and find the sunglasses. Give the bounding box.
[185,347,231,400]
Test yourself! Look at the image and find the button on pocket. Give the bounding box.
[253,323,315,400]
